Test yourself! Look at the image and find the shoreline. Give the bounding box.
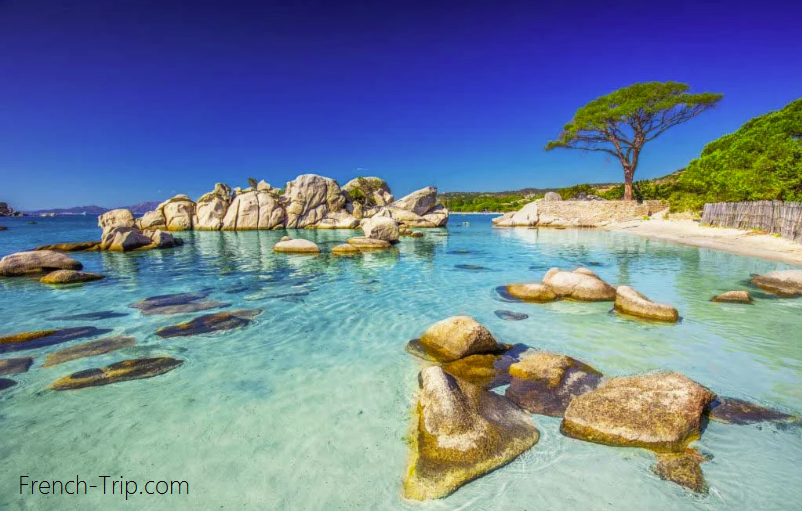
[603,219,802,266]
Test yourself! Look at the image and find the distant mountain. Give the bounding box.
[25,201,162,217]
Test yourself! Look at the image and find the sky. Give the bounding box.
[0,0,800,210]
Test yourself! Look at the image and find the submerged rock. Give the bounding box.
[42,336,136,367]
[0,357,34,376]
[408,316,502,362]
[347,237,392,250]
[40,270,105,284]
[403,367,539,500]
[49,311,130,321]
[614,286,679,322]
[708,397,799,426]
[138,301,229,316]
[0,250,83,277]
[155,309,263,338]
[34,242,101,252]
[0,327,112,354]
[0,378,17,391]
[506,352,603,416]
[505,283,559,303]
[441,353,516,389]
[561,372,715,452]
[652,450,708,493]
[493,310,529,321]
[542,268,616,301]
[273,238,321,254]
[751,270,802,297]
[130,292,210,312]
[455,264,488,271]
[331,243,361,256]
[711,290,753,304]
[50,357,184,390]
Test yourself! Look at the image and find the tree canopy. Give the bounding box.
[546,82,723,200]
[678,98,802,204]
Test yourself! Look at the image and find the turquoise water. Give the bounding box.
[1,214,801,510]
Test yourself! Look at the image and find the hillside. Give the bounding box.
[26,201,161,217]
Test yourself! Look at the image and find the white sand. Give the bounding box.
[605,219,802,265]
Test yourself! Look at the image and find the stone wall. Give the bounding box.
[493,200,668,228]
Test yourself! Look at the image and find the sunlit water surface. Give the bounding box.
[1,215,800,510]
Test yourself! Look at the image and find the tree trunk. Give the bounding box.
[623,167,634,201]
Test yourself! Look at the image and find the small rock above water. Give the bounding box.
[751,270,802,297]
[614,286,679,322]
[403,367,539,500]
[0,327,112,354]
[542,268,617,301]
[505,283,558,303]
[506,352,603,416]
[361,216,400,242]
[0,357,34,376]
[407,316,503,362]
[652,450,708,493]
[0,250,83,277]
[40,270,105,285]
[331,243,361,256]
[346,237,392,250]
[155,309,263,338]
[561,372,715,452]
[50,357,184,390]
[493,310,529,321]
[711,290,753,304]
[42,336,136,367]
[34,242,101,252]
[273,238,321,254]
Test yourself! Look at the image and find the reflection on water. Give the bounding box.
[0,215,801,511]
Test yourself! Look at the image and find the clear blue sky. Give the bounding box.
[1,0,800,210]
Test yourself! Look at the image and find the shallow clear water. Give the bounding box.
[1,214,801,511]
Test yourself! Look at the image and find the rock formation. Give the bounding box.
[403,367,539,500]
[132,174,447,232]
[505,268,616,303]
[361,216,400,242]
[751,270,802,297]
[0,250,83,276]
[40,270,105,284]
[711,290,753,304]
[42,336,136,367]
[50,357,184,390]
[407,316,505,362]
[493,198,667,228]
[0,202,23,217]
[273,238,321,254]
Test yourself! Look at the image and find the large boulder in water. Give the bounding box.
[361,216,399,242]
[407,316,502,362]
[542,268,616,301]
[403,367,539,500]
[561,372,715,452]
[390,186,438,216]
[194,183,232,230]
[222,189,286,230]
[492,201,539,227]
[40,270,104,284]
[284,174,346,228]
[273,238,321,254]
[614,286,679,322]
[100,227,153,251]
[506,352,603,416]
[50,357,184,390]
[159,195,196,231]
[751,270,802,297]
[136,209,166,230]
[98,209,135,234]
[0,250,82,276]
[505,283,558,303]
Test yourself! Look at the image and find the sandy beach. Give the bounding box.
[605,219,802,265]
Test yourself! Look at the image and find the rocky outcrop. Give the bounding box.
[506,352,603,416]
[505,283,559,303]
[346,237,392,250]
[0,357,33,376]
[542,268,617,301]
[403,367,539,500]
[0,250,83,277]
[0,327,111,354]
[194,183,232,230]
[652,450,708,493]
[493,199,668,228]
[50,357,184,390]
[0,202,23,217]
[614,286,679,322]
[407,316,503,362]
[40,270,105,284]
[751,270,802,297]
[561,372,715,452]
[273,238,320,254]
[361,216,400,242]
[98,209,135,232]
[34,242,101,252]
[99,227,181,252]
[711,290,753,304]
[133,174,446,231]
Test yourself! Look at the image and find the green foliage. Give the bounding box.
[678,98,802,207]
[558,184,597,200]
[247,177,259,189]
[441,194,528,212]
[346,176,382,207]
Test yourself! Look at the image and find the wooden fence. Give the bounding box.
[701,201,802,243]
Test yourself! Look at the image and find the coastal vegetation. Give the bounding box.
[545,82,723,200]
